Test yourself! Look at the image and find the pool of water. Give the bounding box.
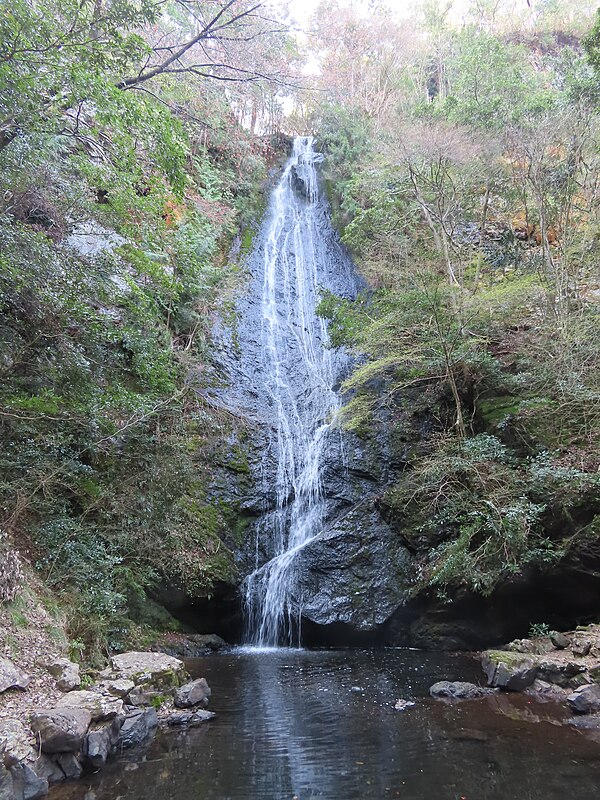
[50,648,600,800]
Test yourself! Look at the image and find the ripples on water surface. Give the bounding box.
[51,649,600,800]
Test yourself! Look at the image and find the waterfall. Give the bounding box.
[243,136,346,647]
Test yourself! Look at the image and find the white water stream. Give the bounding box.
[243,136,341,646]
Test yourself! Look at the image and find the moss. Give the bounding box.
[478,395,521,426]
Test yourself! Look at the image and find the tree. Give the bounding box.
[0,0,293,151]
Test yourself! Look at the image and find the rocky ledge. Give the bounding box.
[477,625,600,740]
[0,651,215,800]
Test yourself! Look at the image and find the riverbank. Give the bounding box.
[0,641,221,800]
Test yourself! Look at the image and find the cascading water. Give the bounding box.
[243,136,349,647]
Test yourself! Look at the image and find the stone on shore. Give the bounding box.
[0,658,30,694]
[30,709,91,755]
[107,651,186,690]
[0,719,35,767]
[57,690,122,721]
[482,651,538,690]
[567,684,600,714]
[46,659,80,693]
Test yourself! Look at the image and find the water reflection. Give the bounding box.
[51,649,600,800]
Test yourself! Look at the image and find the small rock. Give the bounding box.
[118,708,158,750]
[57,690,122,721]
[430,681,495,699]
[567,684,600,714]
[174,678,211,709]
[393,699,415,711]
[163,710,216,727]
[572,640,592,658]
[0,718,35,767]
[350,686,363,693]
[95,679,135,699]
[46,658,81,693]
[550,631,571,650]
[0,657,30,693]
[30,708,92,754]
[567,713,600,732]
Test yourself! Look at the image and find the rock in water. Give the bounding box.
[174,678,211,709]
[394,699,416,711]
[0,657,30,693]
[118,708,158,749]
[482,651,538,690]
[567,684,600,714]
[430,681,496,699]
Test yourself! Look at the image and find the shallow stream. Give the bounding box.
[50,648,600,800]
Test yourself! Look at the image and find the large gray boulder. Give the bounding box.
[293,507,413,631]
[482,651,539,690]
[567,684,600,714]
[107,652,186,690]
[83,717,123,770]
[57,690,122,721]
[46,659,80,693]
[117,708,158,750]
[174,678,211,709]
[30,709,91,754]
[8,764,48,800]
[0,658,29,694]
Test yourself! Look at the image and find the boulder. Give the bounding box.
[550,631,571,650]
[536,658,586,688]
[32,755,65,786]
[293,507,413,631]
[94,679,135,699]
[430,681,496,699]
[0,765,13,800]
[0,658,30,693]
[117,708,158,750]
[30,708,91,754]
[83,717,123,770]
[8,764,48,800]
[108,652,185,690]
[0,719,35,767]
[153,633,229,658]
[46,659,80,693]
[482,651,538,690]
[163,710,215,727]
[57,690,122,721]
[53,753,81,781]
[567,684,600,714]
[174,678,211,709]
[572,640,592,658]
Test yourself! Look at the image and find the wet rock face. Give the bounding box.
[294,506,413,631]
